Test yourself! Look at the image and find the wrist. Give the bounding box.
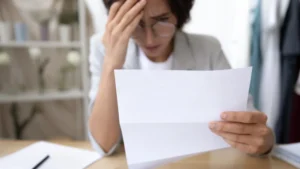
[103,59,123,72]
[102,65,115,79]
[102,62,124,78]
[103,63,115,73]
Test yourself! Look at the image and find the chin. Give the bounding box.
[144,52,162,60]
[143,48,163,59]
[146,54,160,61]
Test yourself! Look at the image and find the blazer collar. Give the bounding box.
[123,31,196,70]
[172,31,196,70]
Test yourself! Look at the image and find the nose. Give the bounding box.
[144,27,155,45]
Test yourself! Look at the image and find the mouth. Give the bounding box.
[145,45,160,52]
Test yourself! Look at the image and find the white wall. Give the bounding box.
[184,0,251,68]
[86,0,251,68]
[85,0,107,33]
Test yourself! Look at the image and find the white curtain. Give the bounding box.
[85,0,107,33]
[260,0,290,130]
[184,0,250,69]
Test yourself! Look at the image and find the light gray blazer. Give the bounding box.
[88,31,255,156]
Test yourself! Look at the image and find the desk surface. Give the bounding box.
[0,140,297,169]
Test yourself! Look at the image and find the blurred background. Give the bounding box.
[0,0,299,144]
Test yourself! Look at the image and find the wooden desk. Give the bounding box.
[0,140,297,169]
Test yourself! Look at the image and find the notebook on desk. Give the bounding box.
[0,141,102,169]
[273,143,300,168]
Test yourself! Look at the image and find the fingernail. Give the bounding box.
[209,123,216,129]
[221,113,227,119]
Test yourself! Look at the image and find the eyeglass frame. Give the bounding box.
[132,20,176,39]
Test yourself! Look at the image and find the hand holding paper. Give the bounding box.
[114,68,252,169]
[210,111,274,155]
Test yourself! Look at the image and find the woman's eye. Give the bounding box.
[139,22,145,28]
[158,17,169,22]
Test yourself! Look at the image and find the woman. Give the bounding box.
[88,0,274,157]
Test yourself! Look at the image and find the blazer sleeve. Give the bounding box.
[211,41,231,70]
[88,33,122,156]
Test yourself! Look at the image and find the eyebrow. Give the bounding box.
[150,12,171,20]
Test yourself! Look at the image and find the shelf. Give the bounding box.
[0,41,81,48]
[0,90,84,103]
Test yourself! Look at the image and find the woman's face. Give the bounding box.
[132,0,178,60]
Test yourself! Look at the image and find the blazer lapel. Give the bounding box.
[172,31,196,70]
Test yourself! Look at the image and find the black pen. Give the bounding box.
[32,155,50,169]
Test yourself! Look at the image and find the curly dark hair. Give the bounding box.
[102,0,195,29]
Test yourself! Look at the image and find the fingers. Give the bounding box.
[107,1,123,22]
[118,0,146,30]
[105,0,145,44]
[106,1,123,34]
[223,139,261,155]
[221,111,268,124]
[110,11,143,46]
[209,121,270,136]
[211,123,274,155]
[105,2,123,44]
[213,131,266,148]
[114,0,140,23]
[209,122,255,134]
[122,11,144,39]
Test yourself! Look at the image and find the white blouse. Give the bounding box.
[139,47,174,70]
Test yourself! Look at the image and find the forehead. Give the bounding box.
[143,0,170,16]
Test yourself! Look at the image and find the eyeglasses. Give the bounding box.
[132,21,176,40]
